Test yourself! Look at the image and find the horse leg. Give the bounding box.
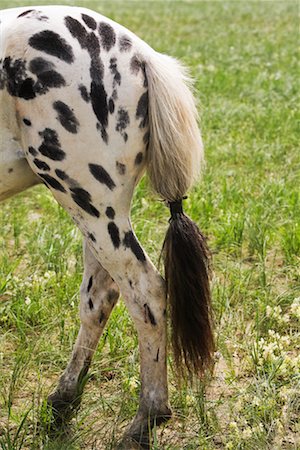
[48,238,120,420]
[77,216,172,448]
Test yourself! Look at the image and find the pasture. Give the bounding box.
[0,1,299,449]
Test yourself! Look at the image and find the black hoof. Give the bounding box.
[47,390,81,425]
[117,435,149,450]
[118,408,172,450]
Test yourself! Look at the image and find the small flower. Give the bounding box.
[128,377,138,392]
[290,298,300,319]
[252,396,260,406]
[242,427,253,439]
[266,305,272,317]
[229,421,238,432]
[186,395,194,406]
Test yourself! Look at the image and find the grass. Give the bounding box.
[0,1,299,449]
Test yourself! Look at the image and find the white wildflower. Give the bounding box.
[229,421,238,432]
[242,427,253,439]
[290,297,300,319]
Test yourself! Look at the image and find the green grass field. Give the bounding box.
[0,1,299,449]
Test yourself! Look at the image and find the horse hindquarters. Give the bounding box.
[5,7,171,444]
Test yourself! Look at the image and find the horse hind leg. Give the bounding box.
[48,239,120,421]
[78,215,172,448]
[50,202,171,444]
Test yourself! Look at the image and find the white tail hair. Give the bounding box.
[145,52,203,202]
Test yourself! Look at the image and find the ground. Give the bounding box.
[0,1,299,449]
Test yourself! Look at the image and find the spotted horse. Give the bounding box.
[0,5,214,449]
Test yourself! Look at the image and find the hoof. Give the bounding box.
[117,435,149,450]
[47,390,81,425]
[118,407,172,450]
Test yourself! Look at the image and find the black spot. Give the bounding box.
[108,98,115,114]
[155,348,160,362]
[135,152,143,165]
[136,92,148,128]
[17,9,34,18]
[86,32,101,58]
[23,118,31,126]
[119,35,132,52]
[88,298,94,309]
[96,122,108,144]
[144,303,157,326]
[70,187,100,217]
[90,80,108,133]
[87,276,93,292]
[33,158,50,171]
[65,16,89,48]
[2,57,36,99]
[28,146,38,156]
[38,173,66,192]
[53,101,79,134]
[19,78,36,99]
[88,233,96,242]
[130,55,143,75]
[81,13,97,30]
[123,231,146,262]
[37,71,65,91]
[38,128,66,161]
[107,289,119,303]
[116,108,130,142]
[40,62,63,87]
[29,30,74,63]
[79,84,90,102]
[65,17,106,137]
[89,47,103,80]
[29,57,52,74]
[2,56,64,99]
[29,57,66,92]
[129,279,133,289]
[98,22,116,51]
[55,169,68,180]
[143,131,150,146]
[65,16,100,59]
[8,168,13,173]
[108,222,120,249]
[29,57,66,95]
[99,311,105,324]
[89,164,116,190]
[109,57,121,87]
[65,12,108,134]
[106,206,115,220]
[116,161,126,175]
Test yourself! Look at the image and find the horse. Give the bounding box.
[0,5,214,448]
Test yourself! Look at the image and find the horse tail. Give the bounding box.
[144,52,215,377]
